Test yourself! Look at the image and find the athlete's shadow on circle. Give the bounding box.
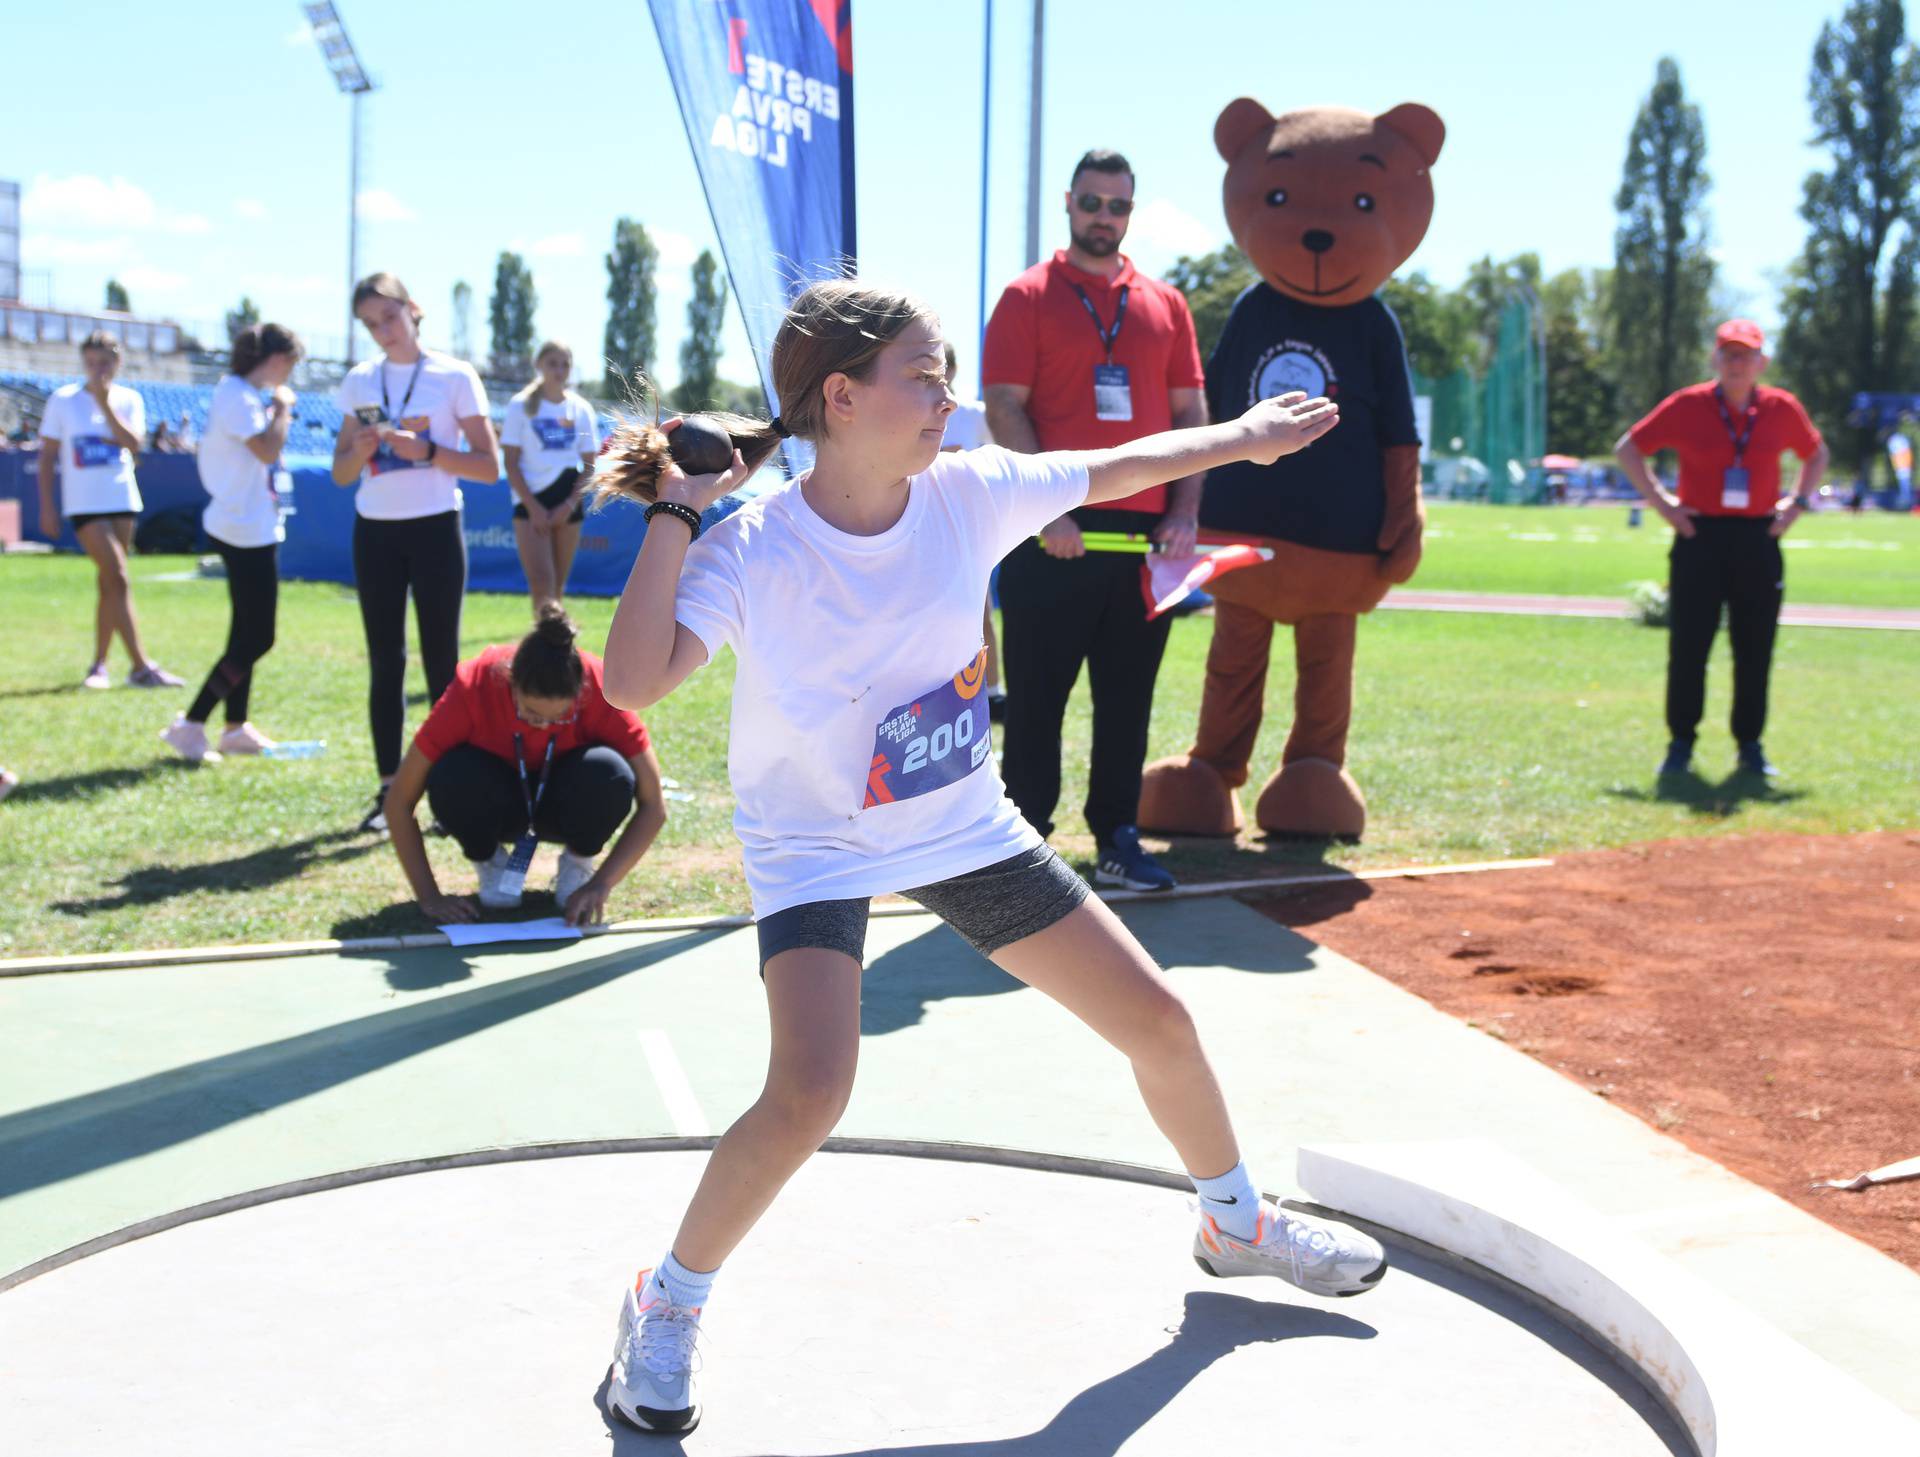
[594,1288,1372,1455]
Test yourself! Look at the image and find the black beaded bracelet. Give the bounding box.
[645,498,702,539]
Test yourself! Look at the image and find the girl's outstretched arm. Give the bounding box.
[1080,391,1338,506]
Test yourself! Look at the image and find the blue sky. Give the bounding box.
[3,0,1853,392]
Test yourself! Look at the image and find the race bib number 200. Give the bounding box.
[863,650,992,810]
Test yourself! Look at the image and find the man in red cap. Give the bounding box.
[1615,320,1830,778]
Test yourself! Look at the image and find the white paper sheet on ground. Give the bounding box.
[1141,545,1275,619]
[440,917,584,947]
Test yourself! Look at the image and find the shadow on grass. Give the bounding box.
[49,829,384,914]
[0,931,720,1202]
[1608,768,1808,819]
[11,759,194,805]
[0,680,92,701]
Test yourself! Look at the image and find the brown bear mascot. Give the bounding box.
[1138,98,1444,840]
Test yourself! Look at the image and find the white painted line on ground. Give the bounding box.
[637,1029,709,1137]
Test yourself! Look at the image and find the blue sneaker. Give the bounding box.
[1095,825,1176,892]
[1736,741,1777,778]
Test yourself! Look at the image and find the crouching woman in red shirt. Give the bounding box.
[384,607,666,925]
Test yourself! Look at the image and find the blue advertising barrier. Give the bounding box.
[1,451,755,596]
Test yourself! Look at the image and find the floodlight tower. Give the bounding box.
[302,2,375,364]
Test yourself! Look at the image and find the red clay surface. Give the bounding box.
[1245,831,1920,1271]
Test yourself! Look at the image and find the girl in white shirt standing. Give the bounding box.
[159,323,303,762]
[331,274,499,833]
[594,280,1385,1437]
[501,340,600,614]
[34,331,185,689]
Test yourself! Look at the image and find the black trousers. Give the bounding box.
[187,536,278,725]
[426,743,636,862]
[353,511,468,777]
[1667,516,1785,745]
[997,535,1173,842]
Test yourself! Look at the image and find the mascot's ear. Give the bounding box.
[1376,103,1446,168]
[1214,97,1276,163]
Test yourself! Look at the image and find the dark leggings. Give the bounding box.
[187,537,278,725]
[353,511,468,777]
[425,743,636,861]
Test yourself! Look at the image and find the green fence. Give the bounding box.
[1414,291,1547,503]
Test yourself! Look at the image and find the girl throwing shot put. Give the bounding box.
[596,279,1385,1435]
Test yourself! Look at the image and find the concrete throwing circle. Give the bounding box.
[0,1149,1686,1455]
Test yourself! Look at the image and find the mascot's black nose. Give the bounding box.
[1302,229,1336,255]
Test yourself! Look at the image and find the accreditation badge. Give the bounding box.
[1093,363,1133,422]
[1721,467,1750,511]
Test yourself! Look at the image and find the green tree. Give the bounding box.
[1461,252,1542,368]
[1379,271,1477,380]
[488,252,537,376]
[1610,57,1715,413]
[104,279,130,313]
[1164,244,1257,361]
[671,249,728,410]
[224,296,261,342]
[1776,0,1920,471]
[1541,268,1620,456]
[603,218,659,396]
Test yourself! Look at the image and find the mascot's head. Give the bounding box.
[1215,100,1444,310]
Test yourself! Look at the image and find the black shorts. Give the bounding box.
[755,843,1090,971]
[512,469,585,524]
[68,511,137,534]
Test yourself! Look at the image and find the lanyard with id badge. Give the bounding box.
[1074,284,1132,422]
[1713,386,1758,510]
[495,732,555,902]
[359,358,425,475]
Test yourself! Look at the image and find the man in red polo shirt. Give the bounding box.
[982,148,1207,891]
[1616,319,1830,778]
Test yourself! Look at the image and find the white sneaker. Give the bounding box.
[0,768,18,804]
[554,848,597,912]
[608,1269,702,1434]
[82,662,112,690]
[159,716,221,764]
[1192,1198,1388,1298]
[217,722,276,755]
[475,848,524,909]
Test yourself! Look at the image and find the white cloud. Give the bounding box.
[164,213,213,236]
[355,189,416,222]
[119,265,190,296]
[526,232,586,258]
[653,229,701,270]
[285,20,314,46]
[235,271,334,298]
[25,236,136,265]
[234,199,269,221]
[1122,198,1223,266]
[23,174,157,231]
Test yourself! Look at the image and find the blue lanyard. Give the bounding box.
[1712,386,1758,466]
[512,732,556,820]
[1072,284,1130,363]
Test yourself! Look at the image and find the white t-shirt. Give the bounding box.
[198,375,283,547]
[499,390,600,491]
[42,382,145,516]
[334,351,489,519]
[943,397,992,451]
[674,445,1089,918]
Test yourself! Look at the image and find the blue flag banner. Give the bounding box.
[647,0,856,433]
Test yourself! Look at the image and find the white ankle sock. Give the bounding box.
[1191,1161,1261,1241]
[653,1250,717,1311]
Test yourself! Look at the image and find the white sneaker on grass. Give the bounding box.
[554,848,597,911]
[608,1268,702,1434]
[475,847,523,909]
[1192,1198,1388,1298]
[81,662,111,690]
[217,722,275,755]
[159,716,221,764]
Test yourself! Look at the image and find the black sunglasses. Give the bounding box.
[1074,193,1134,218]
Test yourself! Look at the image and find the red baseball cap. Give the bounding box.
[1715,319,1765,352]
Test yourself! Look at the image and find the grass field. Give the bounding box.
[1417,501,1918,606]
[3,510,1916,957]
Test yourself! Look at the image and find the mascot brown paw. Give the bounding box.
[1138,755,1244,837]
[1255,758,1367,840]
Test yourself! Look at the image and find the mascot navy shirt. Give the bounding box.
[1200,285,1421,554]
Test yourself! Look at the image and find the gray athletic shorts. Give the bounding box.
[756,843,1089,971]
